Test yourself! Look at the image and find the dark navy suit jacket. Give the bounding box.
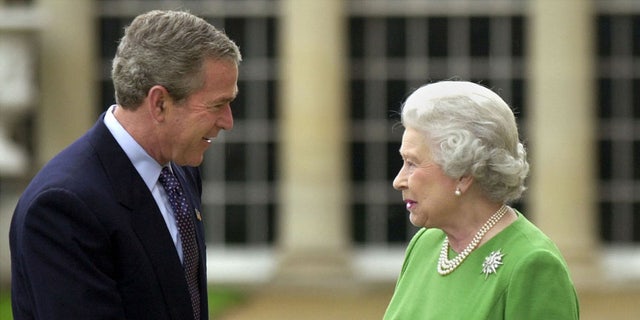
[10,114,208,319]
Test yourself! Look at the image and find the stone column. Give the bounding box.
[36,0,96,167]
[277,0,350,286]
[528,0,599,285]
[0,0,96,287]
[0,4,41,289]
[0,7,39,177]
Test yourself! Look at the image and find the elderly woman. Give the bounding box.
[384,81,579,319]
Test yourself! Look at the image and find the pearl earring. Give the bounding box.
[455,188,462,196]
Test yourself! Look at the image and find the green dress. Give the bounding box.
[384,212,579,319]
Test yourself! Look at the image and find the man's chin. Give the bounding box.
[175,155,205,167]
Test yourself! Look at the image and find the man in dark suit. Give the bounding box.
[9,10,241,319]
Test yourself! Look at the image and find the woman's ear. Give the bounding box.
[456,174,474,195]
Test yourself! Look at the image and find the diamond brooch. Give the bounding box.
[482,249,504,279]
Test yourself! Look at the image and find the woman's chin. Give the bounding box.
[408,213,424,228]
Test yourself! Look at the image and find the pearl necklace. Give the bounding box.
[437,205,509,275]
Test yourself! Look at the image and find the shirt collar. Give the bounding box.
[103,105,164,189]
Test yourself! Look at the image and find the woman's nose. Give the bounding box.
[392,167,406,190]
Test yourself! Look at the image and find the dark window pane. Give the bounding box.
[100,80,115,113]
[634,140,640,180]
[266,204,277,243]
[266,17,277,58]
[233,81,248,119]
[387,80,408,112]
[511,78,526,119]
[350,80,366,120]
[598,140,612,180]
[633,78,640,118]
[267,80,277,119]
[267,142,277,182]
[634,203,640,243]
[225,143,247,181]
[225,205,247,244]
[387,141,401,181]
[349,17,365,58]
[634,16,640,56]
[428,17,448,57]
[470,17,490,57]
[351,204,366,244]
[100,17,128,59]
[597,15,611,57]
[387,205,408,243]
[511,16,525,57]
[223,18,246,58]
[351,142,366,181]
[599,202,613,243]
[597,78,612,119]
[387,18,406,57]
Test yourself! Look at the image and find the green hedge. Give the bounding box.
[0,288,244,319]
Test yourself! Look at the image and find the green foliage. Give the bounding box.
[0,291,11,320]
[209,287,246,317]
[0,287,244,319]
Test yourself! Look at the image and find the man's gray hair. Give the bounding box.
[111,10,242,109]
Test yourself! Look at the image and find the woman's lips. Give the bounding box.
[405,200,417,210]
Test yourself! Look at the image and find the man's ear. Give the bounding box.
[148,85,169,122]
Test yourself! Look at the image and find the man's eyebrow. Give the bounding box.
[209,94,237,106]
[217,89,239,103]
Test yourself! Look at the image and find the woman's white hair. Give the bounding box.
[401,81,529,203]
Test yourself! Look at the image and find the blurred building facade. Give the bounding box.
[1,0,639,304]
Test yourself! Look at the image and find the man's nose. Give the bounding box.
[218,104,234,130]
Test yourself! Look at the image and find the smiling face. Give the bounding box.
[159,59,238,166]
[393,127,459,228]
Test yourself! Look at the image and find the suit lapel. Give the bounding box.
[89,116,194,319]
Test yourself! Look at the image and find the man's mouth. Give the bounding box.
[202,137,213,143]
